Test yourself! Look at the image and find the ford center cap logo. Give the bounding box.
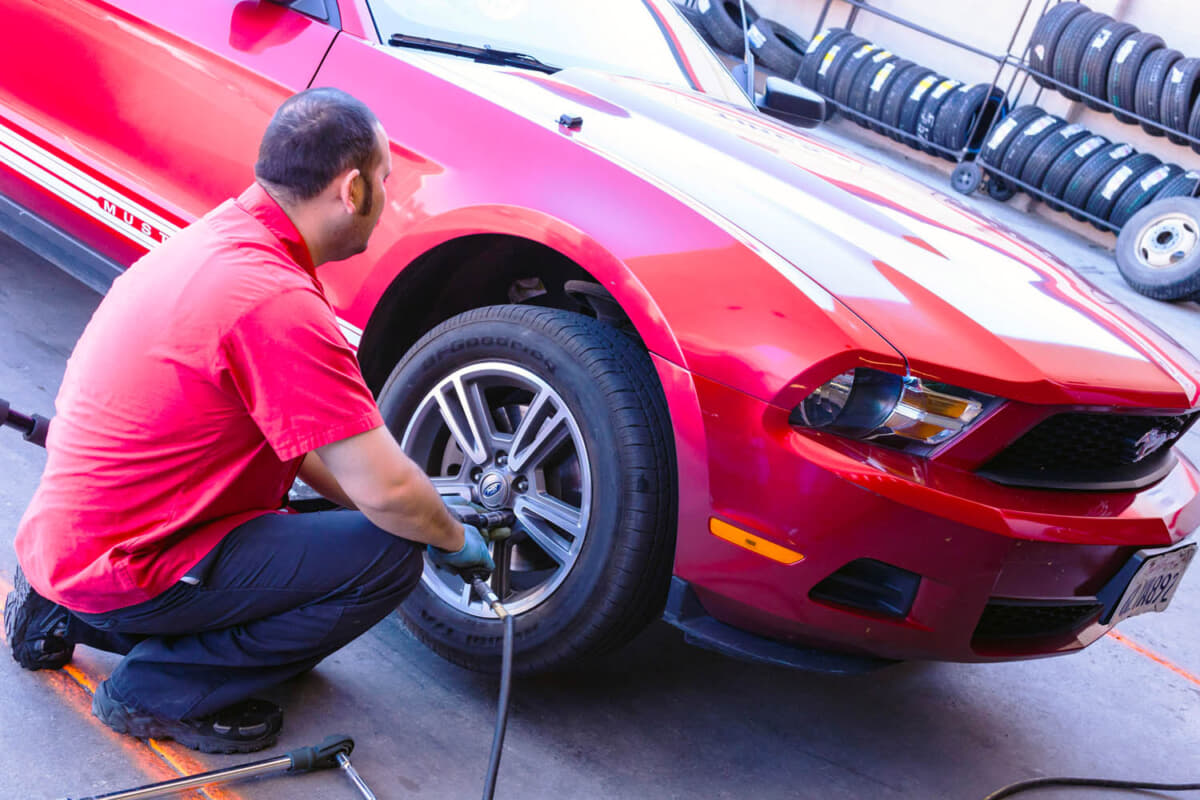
[480,473,507,507]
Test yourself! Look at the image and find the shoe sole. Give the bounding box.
[93,683,281,755]
[4,567,73,671]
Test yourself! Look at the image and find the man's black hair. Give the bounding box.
[255,87,380,209]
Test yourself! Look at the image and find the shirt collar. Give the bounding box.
[236,183,317,277]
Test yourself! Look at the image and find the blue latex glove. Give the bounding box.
[427,523,495,573]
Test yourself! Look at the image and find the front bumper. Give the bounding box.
[667,368,1200,664]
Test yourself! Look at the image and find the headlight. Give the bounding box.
[790,367,992,450]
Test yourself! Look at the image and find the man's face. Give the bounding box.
[334,123,391,260]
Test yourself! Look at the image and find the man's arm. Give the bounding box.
[297,451,357,509]
[314,425,465,552]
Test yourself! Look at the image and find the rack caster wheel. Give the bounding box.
[951,162,983,195]
[987,177,1015,202]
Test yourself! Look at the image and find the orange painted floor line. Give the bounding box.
[1,576,242,800]
[1108,630,1200,689]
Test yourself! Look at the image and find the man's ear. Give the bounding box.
[336,168,363,214]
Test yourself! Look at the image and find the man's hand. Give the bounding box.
[427,524,495,573]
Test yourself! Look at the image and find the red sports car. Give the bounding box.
[1,0,1197,674]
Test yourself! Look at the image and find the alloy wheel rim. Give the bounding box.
[401,361,592,618]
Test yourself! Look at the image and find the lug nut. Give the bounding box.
[496,453,508,467]
[514,477,529,493]
[470,468,483,482]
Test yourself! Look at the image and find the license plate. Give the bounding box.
[1105,544,1196,626]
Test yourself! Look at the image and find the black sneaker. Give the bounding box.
[92,680,283,754]
[4,565,74,670]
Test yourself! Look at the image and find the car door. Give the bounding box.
[0,0,338,267]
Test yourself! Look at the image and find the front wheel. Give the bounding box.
[380,306,676,673]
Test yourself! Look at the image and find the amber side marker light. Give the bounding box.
[709,517,805,565]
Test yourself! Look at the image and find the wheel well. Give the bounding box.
[357,234,639,394]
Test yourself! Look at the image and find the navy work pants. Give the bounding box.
[69,510,423,721]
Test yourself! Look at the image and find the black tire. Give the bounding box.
[1153,169,1200,201]
[1111,163,1183,228]
[1028,2,1088,88]
[846,49,898,124]
[978,105,1044,169]
[832,41,884,110]
[914,78,962,157]
[1160,57,1200,145]
[1078,21,1139,110]
[896,73,944,143]
[1135,48,1183,136]
[1052,11,1112,102]
[1019,121,1091,189]
[1000,113,1065,186]
[1042,134,1109,211]
[698,0,760,56]
[385,306,676,674]
[882,67,936,143]
[798,28,850,91]
[1061,142,1136,221]
[816,35,871,99]
[1185,96,1200,155]
[987,176,1016,202]
[1115,196,1200,300]
[748,17,807,78]
[934,83,1007,153]
[865,58,915,134]
[1083,151,1161,229]
[1106,32,1165,123]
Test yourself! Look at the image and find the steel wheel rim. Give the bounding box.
[1136,212,1199,269]
[401,361,592,618]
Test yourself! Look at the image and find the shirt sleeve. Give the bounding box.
[218,287,384,461]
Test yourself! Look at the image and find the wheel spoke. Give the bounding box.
[508,404,570,474]
[515,494,584,565]
[433,376,493,466]
[431,475,473,495]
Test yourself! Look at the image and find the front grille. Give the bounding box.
[972,601,1102,643]
[979,411,1199,490]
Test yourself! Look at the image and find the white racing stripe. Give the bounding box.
[0,122,180,249]
[0,121,365,349]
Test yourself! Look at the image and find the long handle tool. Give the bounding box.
[61,734,377,800]
[1,397,49,447]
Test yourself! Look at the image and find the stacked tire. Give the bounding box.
[975,103,1199,230]
[797,28,1007,157]
[692,0,809,78]
[1028,2,1200,151]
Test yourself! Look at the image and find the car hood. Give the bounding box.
[411,58,1200,408]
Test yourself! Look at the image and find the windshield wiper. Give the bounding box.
[387,33,560,74]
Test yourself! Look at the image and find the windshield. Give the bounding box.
[367,0,751,105]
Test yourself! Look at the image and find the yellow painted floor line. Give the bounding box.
[1,576,242,800]
[1108,630,1200,689]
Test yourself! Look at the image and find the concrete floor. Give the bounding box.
[2,117,1200,799]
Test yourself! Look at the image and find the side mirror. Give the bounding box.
[757,77,825,129]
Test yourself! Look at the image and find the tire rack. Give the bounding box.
[806,0,1200,234]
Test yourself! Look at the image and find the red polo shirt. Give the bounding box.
[15,184,383,613]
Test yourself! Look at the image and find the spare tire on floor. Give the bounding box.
[698,0,760,56]
[1115,196,1200,300]
[748,17,807,78]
